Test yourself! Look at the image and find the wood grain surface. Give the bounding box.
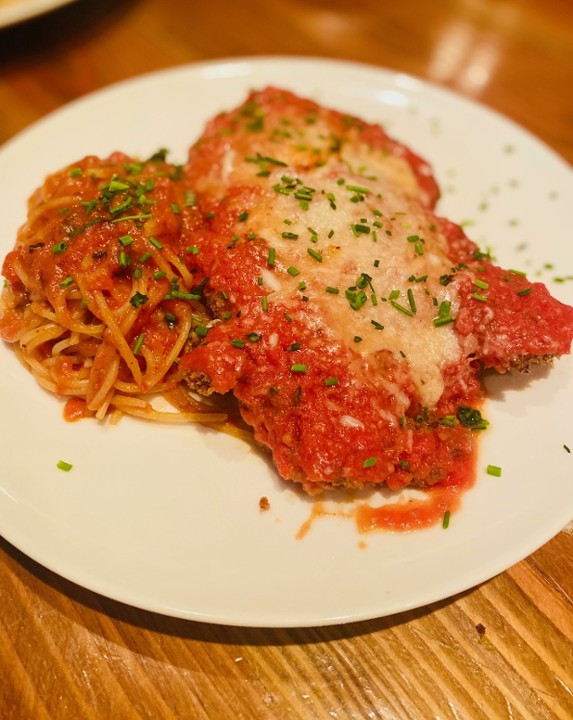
[1,1,572,718]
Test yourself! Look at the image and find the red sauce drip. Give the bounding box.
[355,487,460,532]
[356,446,476,532]
[297,445,476,536]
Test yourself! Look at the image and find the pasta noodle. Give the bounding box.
[0,150,231,428]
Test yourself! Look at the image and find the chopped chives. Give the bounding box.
[346,184,370,194]
[108,179,130,192]
[307,248,322,262]
[287,266,300,277]
[133,333,145,354]
[149,237,163,250]
[439,415,456,427]
[517,288,532,296]
[442,510,451,529]
[52,241,67,254]
[434,300,454,327]
[166,290,201,301]
[294,188,314,202]
[356,273,373,290]
[471,292,488,302]
[56,460,73,472]
[474,278,489,290]
[261,296,269,312]
[109,198,133,216]
[80,199,97,215]
[457,405,489,430]
[186,245,199,255]
[351,223,370,236]
[59,276,74,288]
[111,213,152,223]
[362,457,377,468]
[129,291,148,308]
[407,288,416,313]
[390,300,414,317]
[291,363,308,373]
[325,286,339,294]
[345,289,367,310]
[324,377,339,386]
[267,247,276,266]
[231,339,246,348]
[486,465,502,477]
[139,251,152,262]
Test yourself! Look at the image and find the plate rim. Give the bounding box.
[0,0,76,29]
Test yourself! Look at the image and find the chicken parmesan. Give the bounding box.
[1,87,573,504]
[179,87,573,494]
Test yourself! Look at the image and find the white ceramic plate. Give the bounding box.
[1,57,572,627]
[0,0,75,28]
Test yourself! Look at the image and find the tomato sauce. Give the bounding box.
[63,397,93,421]
[355,446,476,532]
[296,443,476,536]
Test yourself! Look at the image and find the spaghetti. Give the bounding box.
[0,150,229,427]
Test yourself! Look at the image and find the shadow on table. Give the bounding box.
[0,0,139,63]
[1,534,474,648]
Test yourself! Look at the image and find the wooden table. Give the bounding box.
[1,1,572,717]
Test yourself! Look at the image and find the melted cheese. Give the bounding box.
[231,158,461,409]
[199,98,462,410]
